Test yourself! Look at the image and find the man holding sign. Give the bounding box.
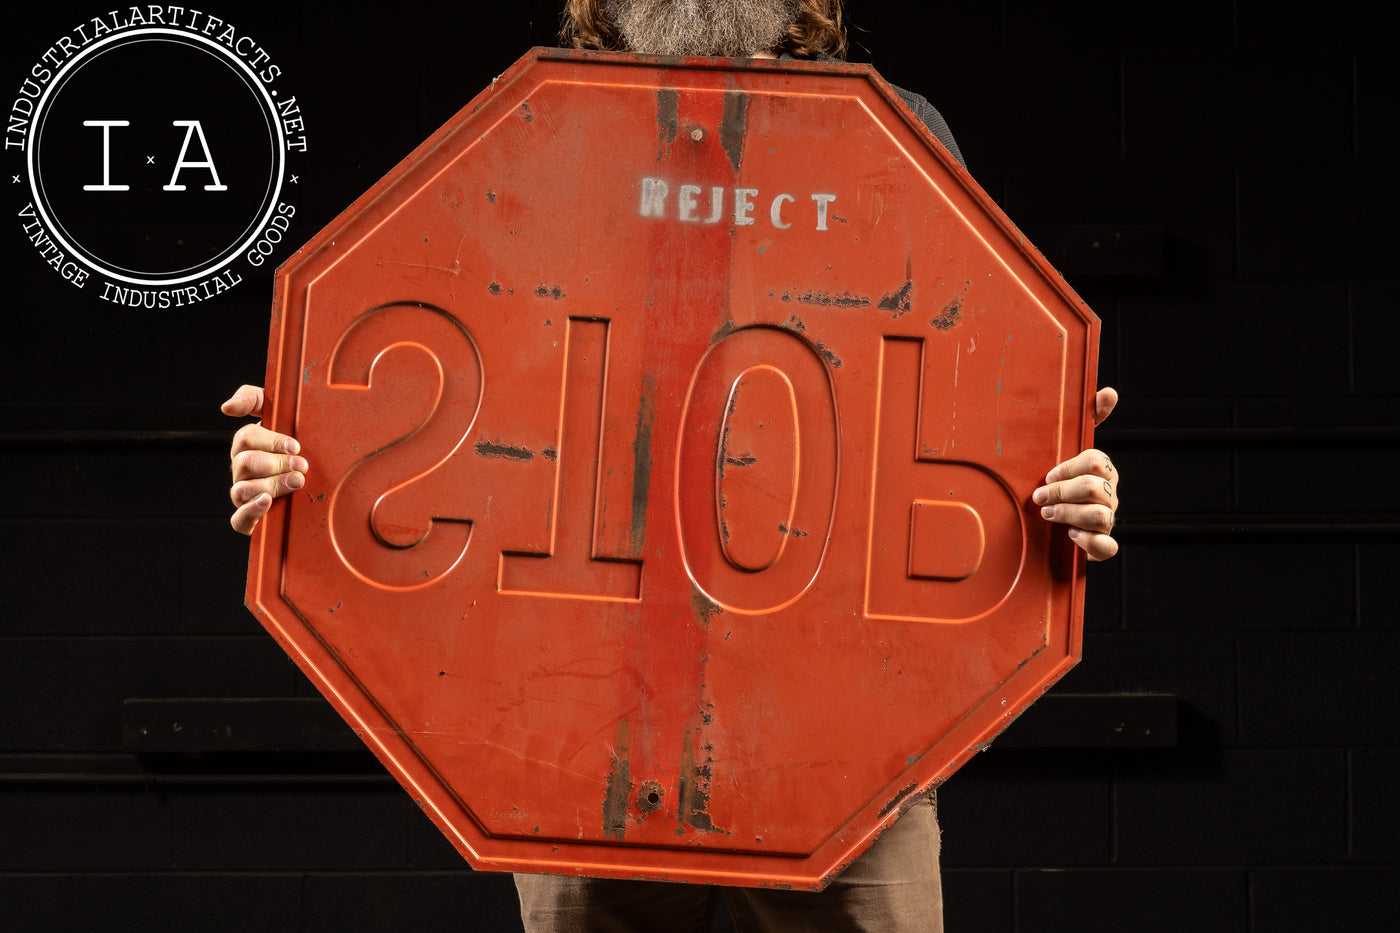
[225,2,1120,930]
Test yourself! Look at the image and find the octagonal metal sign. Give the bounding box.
[247,48,1099,889]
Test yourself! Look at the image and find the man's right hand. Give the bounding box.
[223,385,307,535]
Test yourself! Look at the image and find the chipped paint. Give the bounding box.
[710,319,739,344]
[877,782,919,819]
[790,290,871,309]
[689,584,723,624]
[474,440,534,461]
[717,494,730,546]
[813,341,843,368]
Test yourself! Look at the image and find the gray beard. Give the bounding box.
[607,0,799,57]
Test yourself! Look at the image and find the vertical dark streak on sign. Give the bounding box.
[629,374,656,556]
[603,718,633,840]
[720,91,750,172]
[656,88,679,160]
[677,729,721,834]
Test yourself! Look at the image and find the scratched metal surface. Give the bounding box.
[246,48,1099,889]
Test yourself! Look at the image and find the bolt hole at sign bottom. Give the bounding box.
[638,780,665,813]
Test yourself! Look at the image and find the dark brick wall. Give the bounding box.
[2,2,1394,931]
[899,3,1399,931]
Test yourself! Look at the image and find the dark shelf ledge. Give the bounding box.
[121,693,1179,758]
[1021,224,1165,278]
[993,693,1177,749]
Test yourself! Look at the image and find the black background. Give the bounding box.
[2,2,1397,931]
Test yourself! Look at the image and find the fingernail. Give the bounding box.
[1067,528,1082,540]
[1032,487,1049,505]
[286,472,304,490]
[290,456,309,473]
[284,438,301,455]
[1040,506,1055,519]
[1045,466,1062,483]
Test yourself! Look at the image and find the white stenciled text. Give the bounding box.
[639,177,836,231]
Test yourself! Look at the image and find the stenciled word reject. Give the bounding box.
[639,177,837,231]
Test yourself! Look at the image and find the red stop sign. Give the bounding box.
[247,49,1099,889]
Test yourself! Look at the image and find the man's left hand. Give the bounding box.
[1033,387,1120,561]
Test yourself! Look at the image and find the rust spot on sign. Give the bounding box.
[931,296,963,330]
[879,280,914,316]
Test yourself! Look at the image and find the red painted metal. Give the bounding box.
[246,48,1100,889]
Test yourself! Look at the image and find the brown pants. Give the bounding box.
[514,793,942,933]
